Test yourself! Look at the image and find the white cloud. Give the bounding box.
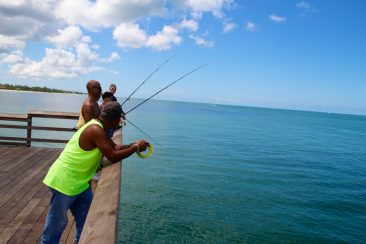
[246,21,256,32]
[114,23,184,51]
[81,36,92,44]
[0,0,58,42]
[113,23,148,49]
[0,50,24,64]
[55,0,167,31]
[46,26,83,48]
[296,1,316,13]
[9,48,79,78]
[176,0,234,18]
[146,25,182,51]
[269,14,286,23]
[7,46,110,79]
[5,41,118,78]
[223,21,236,33]
[296,1,310,9]
[0,35,26,52]
[189,34,214,48]
[103,52,121,63]
[180,19,199,32]
[0,0,233,78]
[75,42,99,65]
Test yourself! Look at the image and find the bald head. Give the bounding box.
[86,80,100,93]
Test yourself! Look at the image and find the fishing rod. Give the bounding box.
[121,55,175,106]
[125,117,161,146]
[125,63,208,115]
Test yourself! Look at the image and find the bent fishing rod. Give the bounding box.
[125,63,208,115]
[121,55,175,106]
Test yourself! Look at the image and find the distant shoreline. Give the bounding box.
[0,83,84,94]
[0,89,84,95]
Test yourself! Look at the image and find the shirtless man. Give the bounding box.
[76,80,102,129]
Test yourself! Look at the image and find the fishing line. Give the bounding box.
[125,117,161,146]
[121,55,175,106]
[125,63,208,115]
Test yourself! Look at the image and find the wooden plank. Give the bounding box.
[0,197,43,242]
[0,124,27,129]
[4,185,49,243]
[0,147,75,243]
[0,142,27,147]
[31,138,69,143]
[79,162,121,244]
[0,136,27,141]
[29,110,79,119]
[0,147,18,160]
[0,146,79,244]
[0,147,42,172]
[0,148,59,208]
[60,212,76,244]
[0,148,41,187]
[9,188,49,244]
[31,126,76,132]
[65,221,76,244]
[0,113,27,121]
[23,195,50,244]
[0,148,53,192]
[0,150,59,228]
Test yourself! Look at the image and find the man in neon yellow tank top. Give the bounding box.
[41,102,149,244]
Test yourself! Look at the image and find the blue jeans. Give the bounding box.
[41,187,93,244]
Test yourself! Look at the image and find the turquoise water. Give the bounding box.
[1,91,366,242]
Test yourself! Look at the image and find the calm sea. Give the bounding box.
[1,90,366,243]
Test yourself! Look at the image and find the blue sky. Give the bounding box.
[0,1,365,115]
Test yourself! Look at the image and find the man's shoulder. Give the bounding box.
[82,120,104,136]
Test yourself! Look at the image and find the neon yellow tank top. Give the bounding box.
[43,119,103,196]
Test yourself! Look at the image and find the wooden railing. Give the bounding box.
[0,110,79,146]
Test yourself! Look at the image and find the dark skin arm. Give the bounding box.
[79,124,149,163]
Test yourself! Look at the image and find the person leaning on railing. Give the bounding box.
[41,102,150,244]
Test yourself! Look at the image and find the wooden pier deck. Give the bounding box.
[0,111,122,244]
[0,146,75,243]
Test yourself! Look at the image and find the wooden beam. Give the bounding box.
[79,162,121,244]
[30,126,76,132]
[0,113,27,122]
[0,124,28,129]
[30,138,69,144]
[0,136,27,141]
[29,110,79,120]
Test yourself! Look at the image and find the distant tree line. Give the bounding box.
[0,83,83,94]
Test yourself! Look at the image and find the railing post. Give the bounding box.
[26,114,32,147]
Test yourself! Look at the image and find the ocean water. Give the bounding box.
[1,90,366,243]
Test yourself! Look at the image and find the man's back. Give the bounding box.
[76,80,102,129]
